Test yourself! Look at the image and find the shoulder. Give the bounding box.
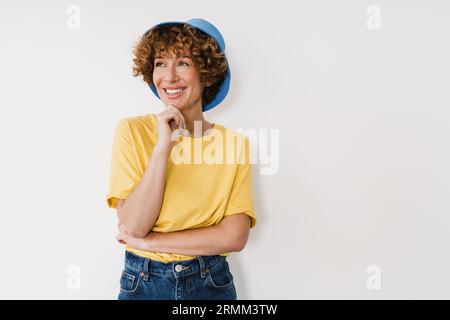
[215,123,250,144]
[119,113,157,129]
[115,113,158,138]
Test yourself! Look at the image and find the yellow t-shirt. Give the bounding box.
[106,113,257,263]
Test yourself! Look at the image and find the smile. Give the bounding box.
[163,87,186,98]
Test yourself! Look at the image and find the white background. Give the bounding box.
[1,0,449,299]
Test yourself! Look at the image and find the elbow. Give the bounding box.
[127,228,150,239]
[119,219,150,238]
[229,235,249,252]
[220,214,252,253]
[230,241,246,252]
[117,209,151,239]
[121,218,152,238]
[232,243,245,252]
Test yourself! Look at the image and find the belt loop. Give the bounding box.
[197,256,207,278]
[142,258,150,281]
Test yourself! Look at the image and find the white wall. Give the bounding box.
[1,0,449,299]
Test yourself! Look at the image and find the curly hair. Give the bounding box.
[132,23,228,109]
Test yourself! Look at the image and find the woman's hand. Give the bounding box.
[116,223,154,251]
[155,104,188,151]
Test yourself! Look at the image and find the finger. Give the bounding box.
[174,114,183,130]
[175,110,186,129]
[172,112,182,128]
[167,105,185,129]
[178,111,186,129]
[169,119,178,132]
[116,234,126,244]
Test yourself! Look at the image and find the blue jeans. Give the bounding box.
[118,251,237,300]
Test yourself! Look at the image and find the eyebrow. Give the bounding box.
[155,55,193,60]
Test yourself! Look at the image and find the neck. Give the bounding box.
[178,102,213,137]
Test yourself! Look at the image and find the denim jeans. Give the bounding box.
[118,250,237,300]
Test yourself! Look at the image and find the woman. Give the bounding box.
[106,18,257,300]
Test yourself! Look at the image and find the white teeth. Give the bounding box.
[165,88,184,94]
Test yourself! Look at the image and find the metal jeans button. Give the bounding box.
[175,265,184,272]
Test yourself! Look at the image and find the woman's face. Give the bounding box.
[152,48,205,110]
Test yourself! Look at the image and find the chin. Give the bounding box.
[174,102,191,110]
[167,103,184,109]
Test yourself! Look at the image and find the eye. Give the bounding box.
[179,61,189,66]
[154,62,163,67]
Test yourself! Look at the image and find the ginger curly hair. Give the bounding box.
[132,23,228,109]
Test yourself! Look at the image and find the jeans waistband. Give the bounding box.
[123,250,226,280]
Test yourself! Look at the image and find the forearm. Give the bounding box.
[119,146,170,237]
[127,224,237,256]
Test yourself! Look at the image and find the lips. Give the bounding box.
[163,87,186,99]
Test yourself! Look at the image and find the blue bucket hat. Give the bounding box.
[144,18,231,112]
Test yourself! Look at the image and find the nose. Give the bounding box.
[164,64,179,83]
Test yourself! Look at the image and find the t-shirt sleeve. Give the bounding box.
[106,118,142,209]
[223,136,257,228]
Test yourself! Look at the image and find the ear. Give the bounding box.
[204,79,213,87]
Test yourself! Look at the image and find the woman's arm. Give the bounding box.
[116,213,251,256]
[116,107,186,238]
[116,146,171,238]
